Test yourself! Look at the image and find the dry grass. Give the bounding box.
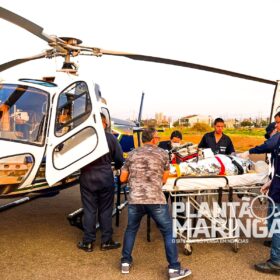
[155,127,266,152]
[181,134,264,152]
[134,131,265,152]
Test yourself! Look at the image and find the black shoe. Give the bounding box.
[77,241,94,252]
[255,260,280,274]
[100,240,121,251]
[263,240,272,248]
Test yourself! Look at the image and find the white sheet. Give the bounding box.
[163,172,269,192]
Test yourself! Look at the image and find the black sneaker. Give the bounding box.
[100,239,121,251]
[77,241,94,252]
[255,260,280,274]
[169,268,192,280]
[263,240,272,248]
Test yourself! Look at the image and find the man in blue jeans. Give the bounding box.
[120,128,191,280]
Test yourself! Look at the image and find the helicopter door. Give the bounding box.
[45,81,108,186]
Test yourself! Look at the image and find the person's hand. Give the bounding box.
[260,180,271,195]
[237,151,249,159]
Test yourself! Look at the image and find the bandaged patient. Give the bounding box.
[169,148,267,177]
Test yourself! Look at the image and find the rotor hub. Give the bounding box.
[59,37,82,45]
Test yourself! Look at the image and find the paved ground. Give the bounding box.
[0,185,278,280]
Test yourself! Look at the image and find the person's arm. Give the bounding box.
[120,169,129,183]
[198,134,207,149]
[249,133,280,154]
[120,152,131,183]
[260,179,271,195]
[108,134,124,169]
[226,137,235,154]
[162,170,169,184]
[162,152,170,184]
[113,140,124,169]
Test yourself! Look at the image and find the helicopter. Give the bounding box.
[1,6,280,201]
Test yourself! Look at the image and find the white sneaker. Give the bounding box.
[169,268,192,280]
[121,263,131,274]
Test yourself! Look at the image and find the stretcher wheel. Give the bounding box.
[184,244,193,256]
[232,240,239,253]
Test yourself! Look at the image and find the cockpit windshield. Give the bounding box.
[0,84,49,145]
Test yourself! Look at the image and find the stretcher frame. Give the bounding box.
[166,175,264,255]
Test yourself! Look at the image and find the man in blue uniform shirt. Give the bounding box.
[198,117,235,155]
[239,112,280,274]
[77,113,124,252]
[254,136,280,274]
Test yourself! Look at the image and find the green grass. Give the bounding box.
[224,128,265,137]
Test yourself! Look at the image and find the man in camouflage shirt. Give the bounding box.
[120,128,191,280]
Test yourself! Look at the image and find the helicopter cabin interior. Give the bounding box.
[0,83,49,144]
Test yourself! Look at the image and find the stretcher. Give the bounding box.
[162,165,269,255]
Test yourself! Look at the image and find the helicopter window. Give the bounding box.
[55,81,92,136]
[19,79,57,88]
[0,84,49,146]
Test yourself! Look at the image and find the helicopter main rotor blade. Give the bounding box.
[0,51,50,72]
[0,7,276,85]
[0,7,61,44]
[79,46,276,85]
[100,51,276,86]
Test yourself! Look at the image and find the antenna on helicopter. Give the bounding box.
[137,92,145,127]
[135,92,145,147]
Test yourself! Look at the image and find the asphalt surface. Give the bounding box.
[0,185,278,280]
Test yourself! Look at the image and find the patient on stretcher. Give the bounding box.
[169,147,267,177]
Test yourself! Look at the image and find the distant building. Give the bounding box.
[154,112,171,127]
[224,119,239,128]
[155,112,163,123]
[143,119,157,127]
[180,114,212,127]
[159,119,170,128]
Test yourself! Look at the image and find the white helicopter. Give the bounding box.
[1,7,280,202]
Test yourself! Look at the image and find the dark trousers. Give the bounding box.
[268,202,280,265]
[80,182,115,243]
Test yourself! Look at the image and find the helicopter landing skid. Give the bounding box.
[0,190,60,213]
[67,207,122,231]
